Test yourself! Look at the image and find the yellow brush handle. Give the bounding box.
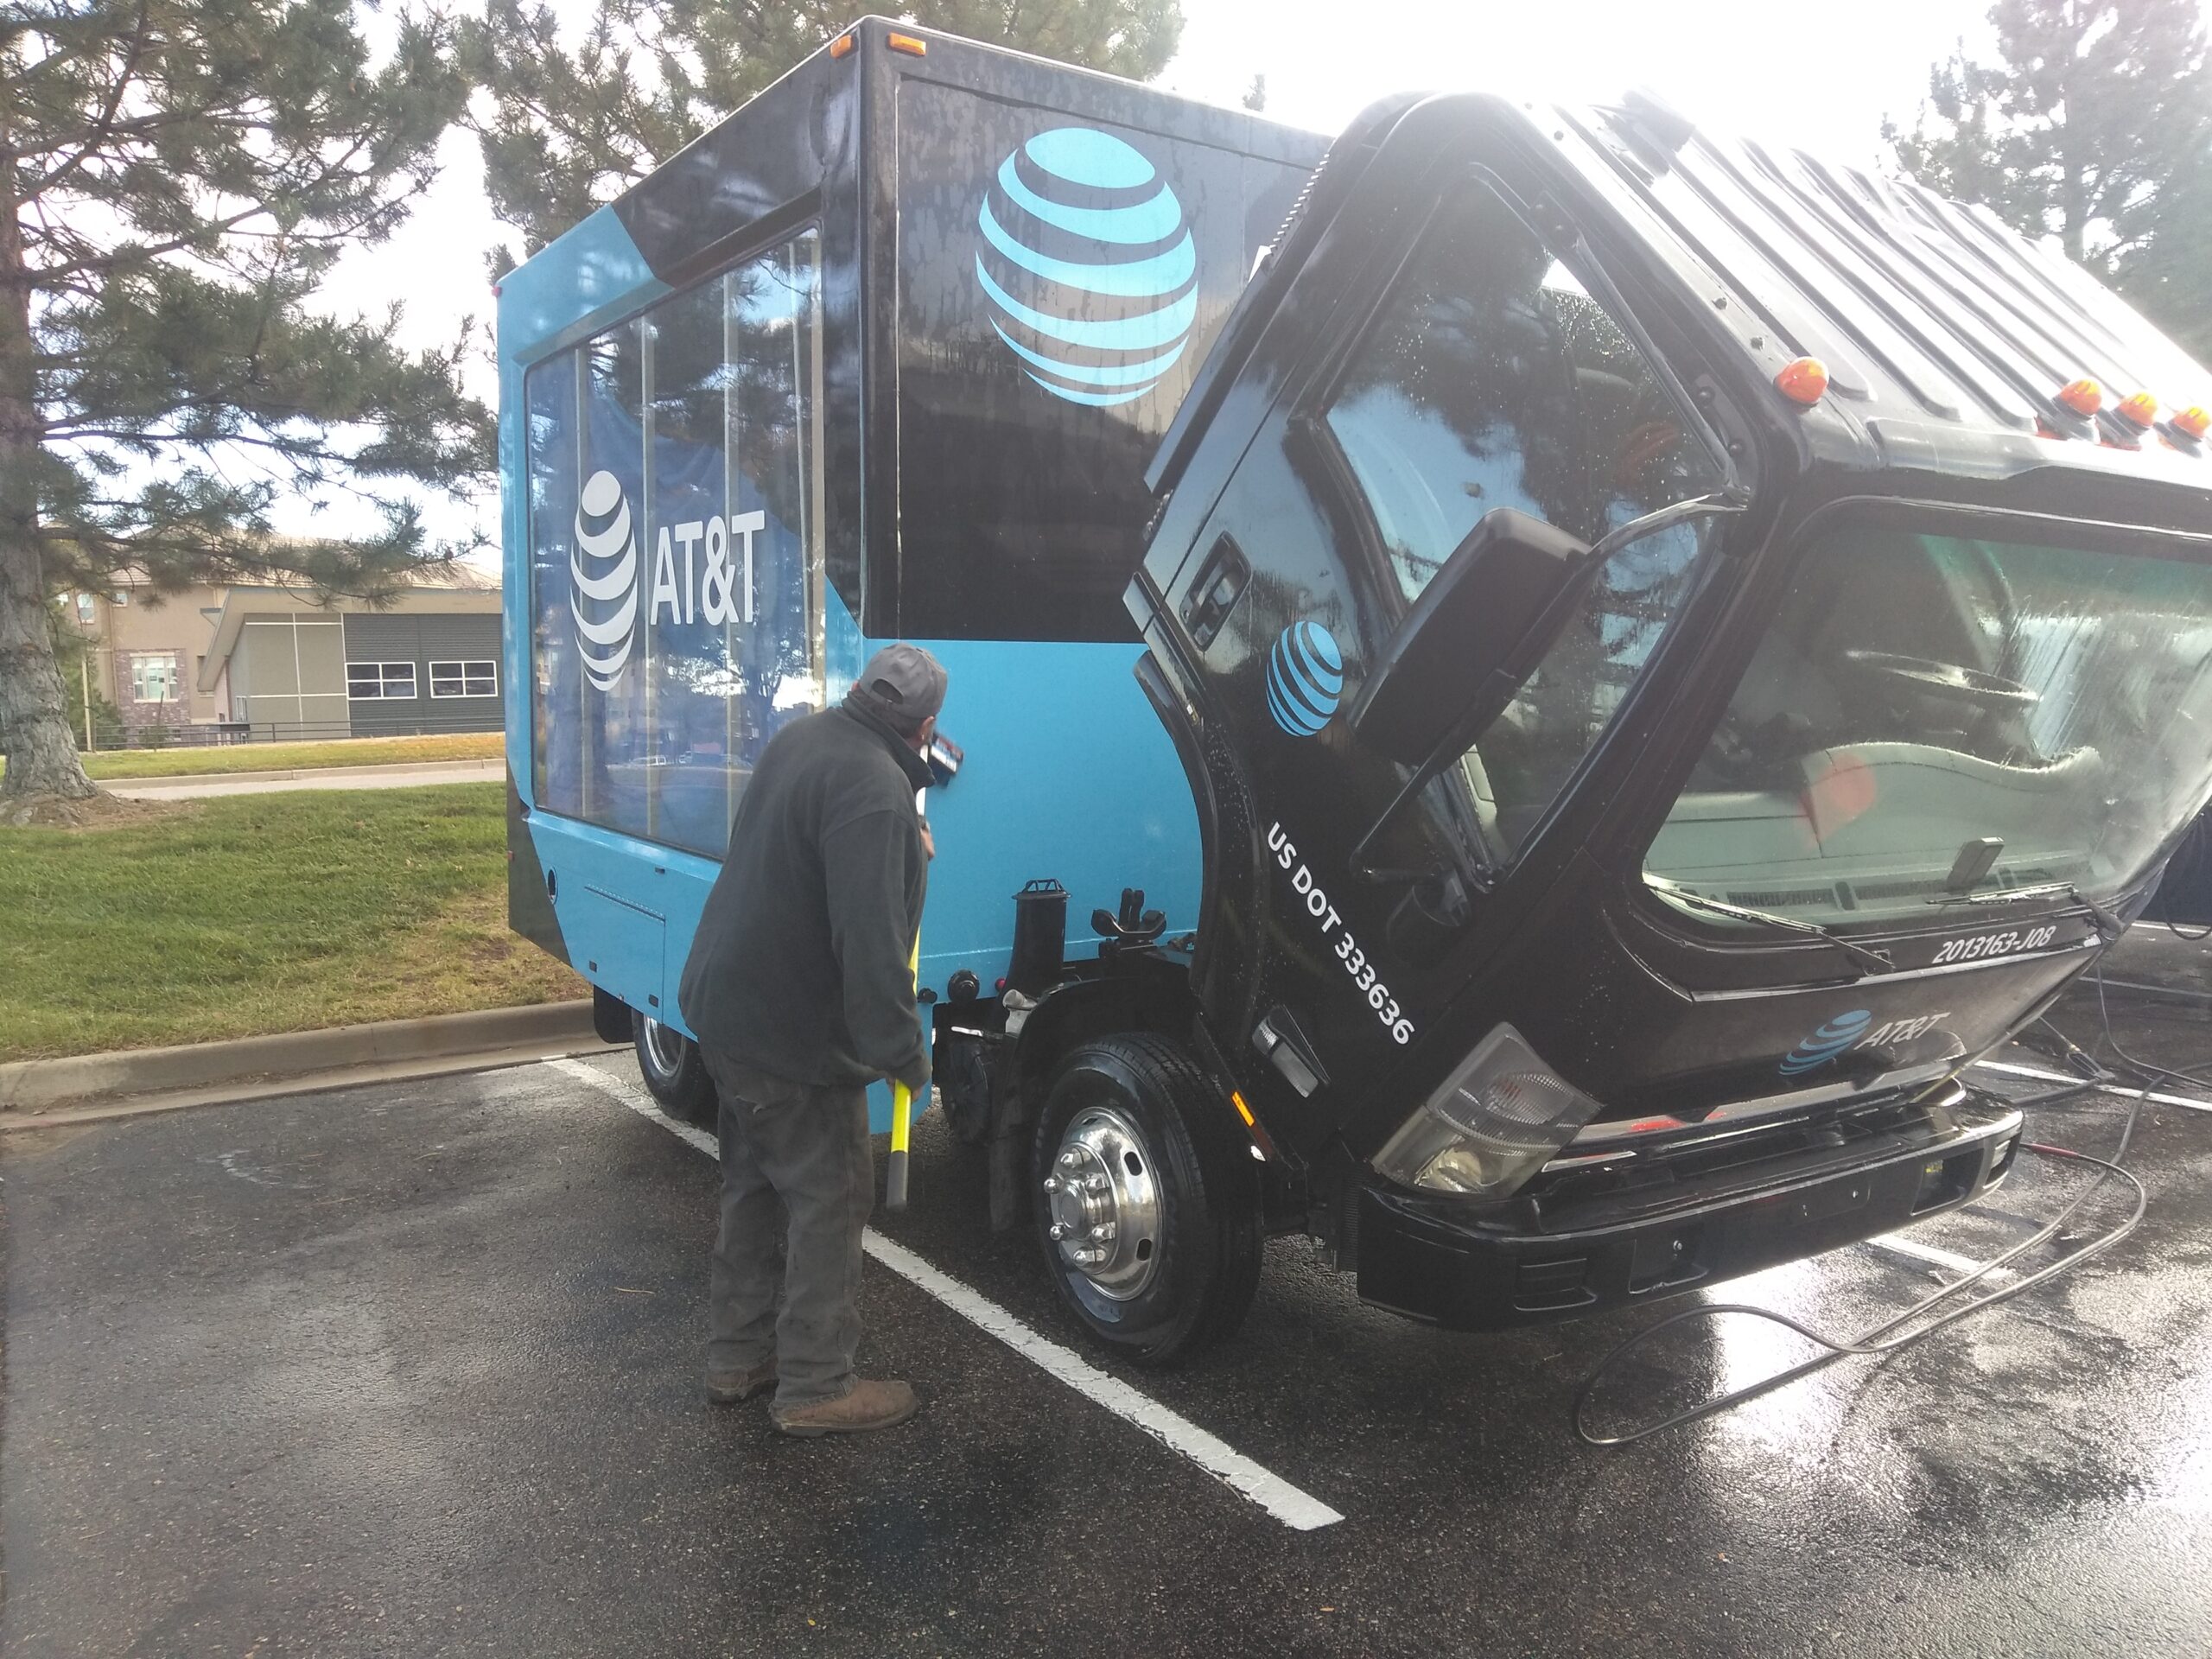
[886,930,922,1208]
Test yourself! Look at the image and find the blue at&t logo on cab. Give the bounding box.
[1780,1008,1873,1077]
[1267,621,1344,737]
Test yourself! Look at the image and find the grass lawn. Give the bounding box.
[0,782,582,1063]
[72,731,504,781]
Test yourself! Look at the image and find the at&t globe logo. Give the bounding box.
[1266,621,1344,738]
[1780,1008,1872,1077]
[976,126,1196,408]
[571,468,639,690]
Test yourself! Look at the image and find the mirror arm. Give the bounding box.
[1347,685,1510,885]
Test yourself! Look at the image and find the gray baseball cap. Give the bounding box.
[846,643,948,732]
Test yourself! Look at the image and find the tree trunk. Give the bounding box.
[0,134,96,802]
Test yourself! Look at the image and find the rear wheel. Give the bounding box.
[633,1012,717,1123]
[1031,1034,1262,1367]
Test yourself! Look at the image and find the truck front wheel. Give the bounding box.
[632,1012,717,1123]
[1031,1034,1262,1367]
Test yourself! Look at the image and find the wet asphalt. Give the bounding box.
[4,983,2210,1657]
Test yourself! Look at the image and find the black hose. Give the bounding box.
[1573,1082,2149,1446]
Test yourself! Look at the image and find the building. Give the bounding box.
[64,568,505,744]
[60,580,223,740]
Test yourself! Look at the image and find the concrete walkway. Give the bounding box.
[106,760,503,800]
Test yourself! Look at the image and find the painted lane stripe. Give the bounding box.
[1969,1058,2212,1114]
[1866,1232,2015,1281]
[858,1232,1343,1531]
[542,1058,1346,1533]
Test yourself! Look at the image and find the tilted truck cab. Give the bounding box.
[1122,91,2212,1338]
[503,27,2212,1365]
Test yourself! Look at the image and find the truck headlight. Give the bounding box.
[1371,1024,1608,1198]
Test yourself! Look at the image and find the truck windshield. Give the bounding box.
[1644,518,2212,926]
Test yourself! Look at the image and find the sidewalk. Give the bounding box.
[105,758,504,800]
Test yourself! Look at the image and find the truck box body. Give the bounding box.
[498,17,1323,1104]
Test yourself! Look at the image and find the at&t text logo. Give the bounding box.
[569,467,766,690]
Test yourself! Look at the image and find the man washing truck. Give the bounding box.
[677,645,947,1437]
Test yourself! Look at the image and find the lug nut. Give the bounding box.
[1091,1222,1116,1241]
[1042,1175,1063,1193]
[1048,1222,1069,1240]
[1085,1173,1109,1193]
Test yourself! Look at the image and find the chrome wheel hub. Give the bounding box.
[640,1018,685,1078]
[1043,1105,1160,1300]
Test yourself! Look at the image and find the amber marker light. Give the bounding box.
[887,30,927,54]
[2056,378,2103,417]
[1774,356,1828,406]
[2117,391,2159,429]
[829,32,855,57]
[2175,406,2212,441]
[1228,1090,1275,1161]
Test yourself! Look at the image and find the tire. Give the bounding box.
[937,1033,995,1148]
[632,1011,717,1123]
[1031,1034,1262,1367]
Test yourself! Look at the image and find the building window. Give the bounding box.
[129,653,180,703]
[73,593,96,626]
[346,661,418,700]
[429,658,499,698]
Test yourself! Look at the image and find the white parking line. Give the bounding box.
[1865,1232,2014,1281]
[1970,1058,2212,1114]
[543,1057,1346,1533]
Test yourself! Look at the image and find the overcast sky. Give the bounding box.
[305,0,2025,556]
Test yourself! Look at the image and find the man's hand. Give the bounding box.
[918,817,936,861]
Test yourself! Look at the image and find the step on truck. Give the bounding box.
[502,17,2212,1363]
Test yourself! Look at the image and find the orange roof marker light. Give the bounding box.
[2117,391,2159,429]
[887,30,927,55]
[830,31,855,56]
[2056,378,2103,417]
[1774,356,1828,406]
[2174,406,2212,442]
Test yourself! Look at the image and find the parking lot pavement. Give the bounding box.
[4,1026,2210,1657]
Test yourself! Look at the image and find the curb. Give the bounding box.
[0,1001,604,1112]
[98,757,504,791]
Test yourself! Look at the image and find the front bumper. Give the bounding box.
[1355,1100,2023,1331]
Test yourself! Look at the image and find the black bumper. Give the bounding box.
[1355,1106,2024,1332]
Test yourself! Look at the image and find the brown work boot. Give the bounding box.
[770,1378,918,1438]
[703,1356,777,1405]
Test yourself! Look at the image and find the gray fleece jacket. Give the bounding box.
[677,700,931,1092]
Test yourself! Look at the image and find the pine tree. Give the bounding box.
[1889,0,2212,360]
[0,0,487,811]
[465,0,1186,258]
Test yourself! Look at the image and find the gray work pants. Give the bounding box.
[699,1049,874,1408]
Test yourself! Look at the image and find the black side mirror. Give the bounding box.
[1347,508,1590,766]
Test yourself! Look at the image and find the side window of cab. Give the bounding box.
[1314,177,1722,862]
